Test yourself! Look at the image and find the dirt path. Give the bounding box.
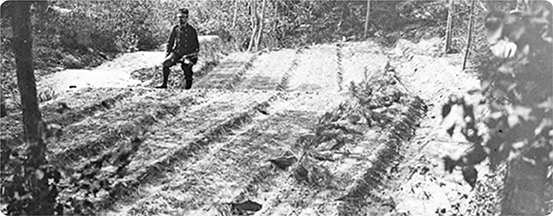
[37,52,165,94]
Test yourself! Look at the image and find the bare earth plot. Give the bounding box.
[386,39,486,215]
[1,39,484,216]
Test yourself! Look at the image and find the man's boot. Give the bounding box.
[155,67,170,88]
[184,78,193,90]
[182,63,194,90]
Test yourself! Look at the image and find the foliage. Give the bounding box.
[347,63,409,128]
[1,145,63,215]
[441,1,553,214]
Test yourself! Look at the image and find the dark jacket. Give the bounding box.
[166,24,199,57]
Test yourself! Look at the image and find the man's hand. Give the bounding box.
[183,52,198,58]
[182,58,192,64]
[180,52,198,65]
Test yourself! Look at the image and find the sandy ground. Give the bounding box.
[6,38,491,216]
[37,52,165,94]
[387,39,485,215]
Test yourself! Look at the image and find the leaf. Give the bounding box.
[443,156,457,173]
[493,89,506,98]
[508,114,520,127]
[231,200,262,213]
[446,125,455,137]
[441,103,453,118]
[462,166,478,188]
[490,40,517,59]
[481,80,491,91]
[35,169,45,180]
[268,155,297,170]
[441,104,463,136]
[513,105,532,121]
[498,64,514,74]
[489,112,504,119]
[507,83,517,92]
[537,97,553,109]
[534,118,552,135]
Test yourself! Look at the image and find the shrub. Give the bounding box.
[442,1,553,214]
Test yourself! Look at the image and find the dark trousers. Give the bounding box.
[161,53,197,89]
[162,63,193,81]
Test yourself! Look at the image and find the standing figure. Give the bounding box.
[156,8,199,89]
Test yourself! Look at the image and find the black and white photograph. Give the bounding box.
[0,0,552,215]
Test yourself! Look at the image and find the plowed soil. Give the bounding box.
[1,39,487,216]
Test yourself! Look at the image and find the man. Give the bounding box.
[156,8,200,89]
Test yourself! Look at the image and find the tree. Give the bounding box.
[232,0,239,29]
[363,0,371,38]
[444,0,454,54]
[442,1,553,214]
[2,1,61,215]
[247,0,266,52]
[462,0,475,70]
[10,1,45,166]
[254,0,267,51]
[1,87,6,117]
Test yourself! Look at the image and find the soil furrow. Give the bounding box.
[194,53,257,89]
[224,55,258,90]
[47,89,187,165]
[275,49,302,92]
[98,91,281,214]
[1,39,484,216]
[337,43,344,91]
[388,52,484,215]
[336,96,426,216]
[124,106,320,215]
[287,44,340,92]
[108,87,347,215]
[236,49,298,91]
[0,89,134,148]
[340,41,389,89]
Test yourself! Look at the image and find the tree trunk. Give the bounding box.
[232,0,239,28]
[247,0,258,52]
[462,0,474,70]
[273,0,278,31]
[444,0,454,54]
[1,87,6,117]
[502,157,548,215]
[10,1,46,166]
[254,0,266,51]
[363,0,371,38]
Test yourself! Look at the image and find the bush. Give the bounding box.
[442,1,553,214]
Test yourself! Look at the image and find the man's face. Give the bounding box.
[178,14,188,25]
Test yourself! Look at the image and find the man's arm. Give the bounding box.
[191,27,200,54]
[166,26,177,56]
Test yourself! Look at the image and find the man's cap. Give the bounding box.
[177,8,189,17]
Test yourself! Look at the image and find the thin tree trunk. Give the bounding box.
[444,0,454,54]
[364,0,371,38]
[462,0,474,70]
[232,0,239,28]
[254,0,266,51]
[1,87,6,117]
[247,0,258,52]
[273,0,278,31]
[10,1,46,166]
